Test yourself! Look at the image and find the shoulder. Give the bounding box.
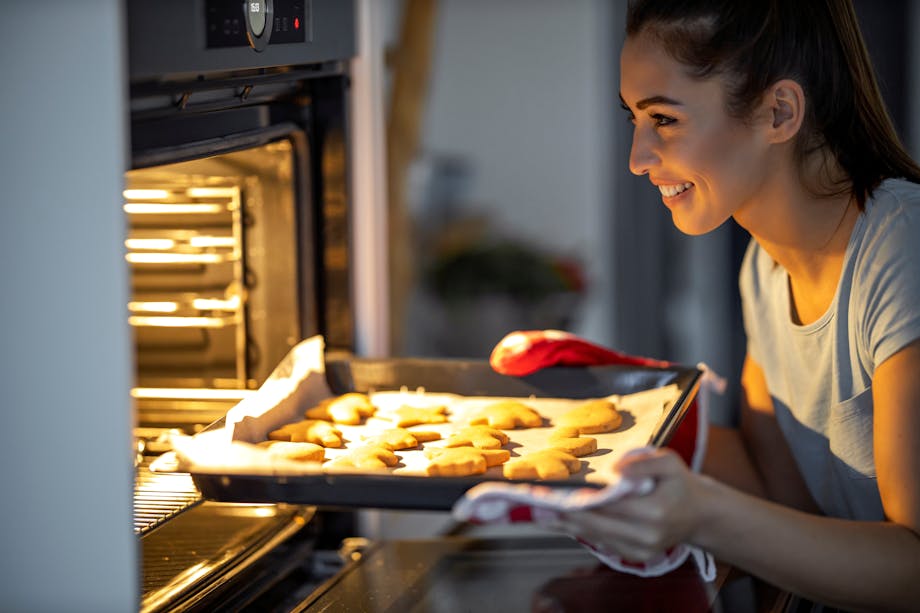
[855,179,920,271]
[863,178,920,235]
[853,178,920,366]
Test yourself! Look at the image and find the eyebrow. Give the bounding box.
[618,94,683,110]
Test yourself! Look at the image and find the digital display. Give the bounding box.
[206,0,309,49]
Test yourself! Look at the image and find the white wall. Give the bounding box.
[415,0,616,344]
[0,1,137,610]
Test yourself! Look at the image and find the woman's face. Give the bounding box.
[619,31,770,235]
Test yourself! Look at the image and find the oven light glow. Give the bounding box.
[185,187,239,198]
[189,236,237,248]
[192,296,241,310]
[123,203,225,214]
[132,387,255,400]
[128,301,179,313]
[123,189,171,200]
[125,253,226,264]
[125,238,177,250]
[128,315,232,328]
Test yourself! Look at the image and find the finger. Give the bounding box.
[589,494,672,524]
[557,510,657,549]
[556,516,665,562]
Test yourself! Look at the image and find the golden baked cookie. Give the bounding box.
[550,426,581,438]
[258,441,326,463]
[268,419,345,448]
[361,428,441,451]
[381,404,449,428]
[469,400,543,429]
[325,445,399,471]
[305,392,376,425]
[444,425,509,450]
[546,427,598,457]
[502,449,582,481]
[556,399,622,434]
[545,436,597,457]
[424,447,511,477]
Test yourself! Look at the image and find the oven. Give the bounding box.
[125,1,359,609]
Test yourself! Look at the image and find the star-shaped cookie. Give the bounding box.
[361,428,441,451]
[469,400,543,429]
[380,404,449,428]
[444,425,509,450]
[305,392,376,425]
[502,449,582,481]
[325,445,399,471]
[546,426,598,457]
[268,419,345,448]
[424,447,511,477]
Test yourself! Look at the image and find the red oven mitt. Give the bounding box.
[489,329,703,470]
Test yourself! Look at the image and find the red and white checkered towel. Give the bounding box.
[452,448,716,580]
[450,330,724,580]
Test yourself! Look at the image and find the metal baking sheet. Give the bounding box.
[185,353,701,511]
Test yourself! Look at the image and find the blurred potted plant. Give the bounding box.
[417,237,586,357]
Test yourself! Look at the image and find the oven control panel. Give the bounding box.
[206,0,311,50]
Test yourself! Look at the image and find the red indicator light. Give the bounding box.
[294,17,300,29]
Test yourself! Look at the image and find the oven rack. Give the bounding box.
[135,458,202,536]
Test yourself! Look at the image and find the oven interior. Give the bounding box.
[127,139,301,430]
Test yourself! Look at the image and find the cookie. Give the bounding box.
[361,428,441,451]
[502,449,582,481]
[381,404,449,428]
[546,427,598,457]
[545,436,597,457]
[469,400,543,429]
[305,392,376,425]
[424,447,511,477]
[556,399,622,434]
[258,441,325,463]
[325,445,399,471]
[268,419,345,448]
[551,426,581,438]
[444,426,509,450]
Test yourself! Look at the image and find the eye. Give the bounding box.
[651,113,676,127]
[619,102,636,124]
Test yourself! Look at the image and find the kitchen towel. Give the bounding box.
[452,449,717,580]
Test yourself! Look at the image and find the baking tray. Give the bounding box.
[187,356,702,511]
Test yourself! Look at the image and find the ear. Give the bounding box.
[764,79,805,144]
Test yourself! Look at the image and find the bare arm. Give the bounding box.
[702,424,766,498]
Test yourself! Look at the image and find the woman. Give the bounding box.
[558,1,920,610]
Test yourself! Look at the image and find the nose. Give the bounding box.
[628,124,658,176]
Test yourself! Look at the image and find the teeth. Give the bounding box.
[658,182,693,197]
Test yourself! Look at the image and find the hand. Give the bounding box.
[554,448,712,562]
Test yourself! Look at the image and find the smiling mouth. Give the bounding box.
[658,182,693,198]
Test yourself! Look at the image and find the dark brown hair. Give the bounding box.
[626,0,920,209]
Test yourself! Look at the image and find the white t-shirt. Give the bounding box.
[739,177,920,521]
